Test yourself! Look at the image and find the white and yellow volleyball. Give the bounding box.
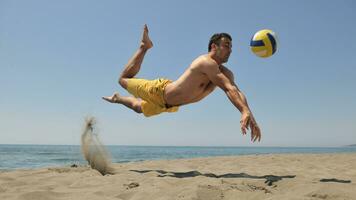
[250,29,278,58]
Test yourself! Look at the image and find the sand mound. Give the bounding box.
[81,116,115,175]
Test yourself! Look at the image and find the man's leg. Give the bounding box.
[102,93,143,113]
[118,24,153,89]
[102,25,152,114]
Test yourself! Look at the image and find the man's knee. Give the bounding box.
[118,77,128,89]
[133,102,142,114]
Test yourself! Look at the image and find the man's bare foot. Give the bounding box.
[140,24,153,50]
[102,92,121,103]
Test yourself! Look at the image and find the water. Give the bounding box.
[1,144,356,170]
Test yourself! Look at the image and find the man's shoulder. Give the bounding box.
[194,54,218,68]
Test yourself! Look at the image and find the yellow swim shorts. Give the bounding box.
[126,78,179,117]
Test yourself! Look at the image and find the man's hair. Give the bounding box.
[208,33,232,52]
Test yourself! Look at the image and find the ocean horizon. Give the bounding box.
[1,144,356,171]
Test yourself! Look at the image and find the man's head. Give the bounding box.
[208,33,232,63]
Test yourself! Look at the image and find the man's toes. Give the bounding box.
[102,96,112,102]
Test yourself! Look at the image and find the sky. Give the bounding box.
[1,0,355,147]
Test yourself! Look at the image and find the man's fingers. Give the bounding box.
[252,126,256,142]
[240,120,247,135]
[241,116,261,143]
[253,132,258,142]
[249,122,254,141]
[251,127,256,142]
[257,127,261,142]
[253,126,261,142]
[250,124,261,142]
[241,125,246,135]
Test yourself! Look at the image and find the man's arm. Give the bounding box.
[220,66,251,110]
[221,66,261,141]
[204,64,249,115]
[204,63,261,142]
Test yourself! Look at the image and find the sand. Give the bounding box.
[81,117,114,175]
[1,153,355,200]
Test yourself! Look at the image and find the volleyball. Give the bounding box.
[250,29,278,58]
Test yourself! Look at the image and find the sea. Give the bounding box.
[1,144,356,171]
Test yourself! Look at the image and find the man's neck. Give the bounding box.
[208,52,223,66]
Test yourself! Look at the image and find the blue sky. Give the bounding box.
[1,0,355,147]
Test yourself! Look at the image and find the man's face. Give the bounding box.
[216,37,232,63]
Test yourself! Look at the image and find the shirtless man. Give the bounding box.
[103,25,261,142]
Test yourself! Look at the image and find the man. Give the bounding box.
[103,25,261,142]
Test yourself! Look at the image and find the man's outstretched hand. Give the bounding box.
[240,112,261,142]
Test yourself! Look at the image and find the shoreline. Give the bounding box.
[1,152,356,171]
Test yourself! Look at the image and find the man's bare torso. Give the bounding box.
[164,54,230,106]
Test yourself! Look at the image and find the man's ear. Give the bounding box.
[211,43,217,51]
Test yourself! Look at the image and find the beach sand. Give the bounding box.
[1,153,355,200]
